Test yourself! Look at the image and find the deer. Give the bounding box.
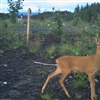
[41,37,100,100]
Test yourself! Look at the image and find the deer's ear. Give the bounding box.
[93,37,98,43]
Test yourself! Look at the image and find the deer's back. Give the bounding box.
[56,55,95,73]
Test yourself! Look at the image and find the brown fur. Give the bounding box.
[42,38,100,100]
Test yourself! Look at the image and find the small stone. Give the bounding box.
[95,79,98,83]
[3,82,7,85]
[69,75,73,78]
[4,64,7,67]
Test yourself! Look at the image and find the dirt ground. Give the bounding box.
[0,47,100,100]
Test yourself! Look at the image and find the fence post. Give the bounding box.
[27,8,31,44]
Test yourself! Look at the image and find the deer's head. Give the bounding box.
[94,37,100,52]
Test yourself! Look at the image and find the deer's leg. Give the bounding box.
[88,74,97,100]
[42,66,62,93]
[59,70,71,98]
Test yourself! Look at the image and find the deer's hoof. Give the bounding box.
[92,95,97,100]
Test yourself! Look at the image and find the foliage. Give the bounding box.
[72,26,96,56]
[72,17,80,26]
[32,10,73,21]
[0,30,26,50]
[50,11,63,35]
[74,3,100,23]
[32,2,100,23]
[0,50,4,55]
[7,0,24,23]
[72,39,95,56]
[71,80,88,89]
[2,2,99,23]
[41,93,52,100]
[0,20,8,29]
[58,44,73,56]
[46,45,57,59]
[72,73,88,81]
[28,45,39,54]
[71,79,88,89]
[0,4,99,100]
[28,32,42,55]
[95,14,100,37]
[71,73,88,89]
[0,13,9,19]
[72,41,83,55]
[75,93,82,99]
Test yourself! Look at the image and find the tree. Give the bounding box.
[53,11,63,35]
[73,4,80,25]
[52,7,55,12]
[74,4,80,14]
[38,6,41,13]
[7,0,24,23]
[74,3,100,23]
[95,14,100,37]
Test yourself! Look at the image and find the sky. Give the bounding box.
[1,0,100,13]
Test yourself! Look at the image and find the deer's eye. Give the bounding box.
[97,44,100,47]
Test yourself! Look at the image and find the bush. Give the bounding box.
[72,36,95,56]
[47,11,63,35]
[1,30,26,50]
[72,41,83,56]
[46,45,57,59]
[28,45,39,54]
[58,44,73,56]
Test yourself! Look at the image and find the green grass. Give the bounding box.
[46,45,57,59]
[58,44,73,56]
[75,93,82,99]
[0,18,97,56]
[41,93,52,100]
[71,80,88,89]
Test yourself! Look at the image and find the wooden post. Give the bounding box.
[27,8,31,44]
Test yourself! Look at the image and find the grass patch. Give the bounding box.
[46,45,57,59]
[71,73,88,89]
[71,80,88,89]
[41,93,52,100]
[75,93,82,99]
[58,44,73,56]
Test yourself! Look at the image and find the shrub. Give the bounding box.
[72,36,95,56]
[58,44,73,56]
[72,41,83,56]
[47,11,63,35]
[72,17,79,26]
[46,45,57,59]
[28,45,39,54]
[28,35,41,54]
[1,30,26,50]
[3,21,8,29]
